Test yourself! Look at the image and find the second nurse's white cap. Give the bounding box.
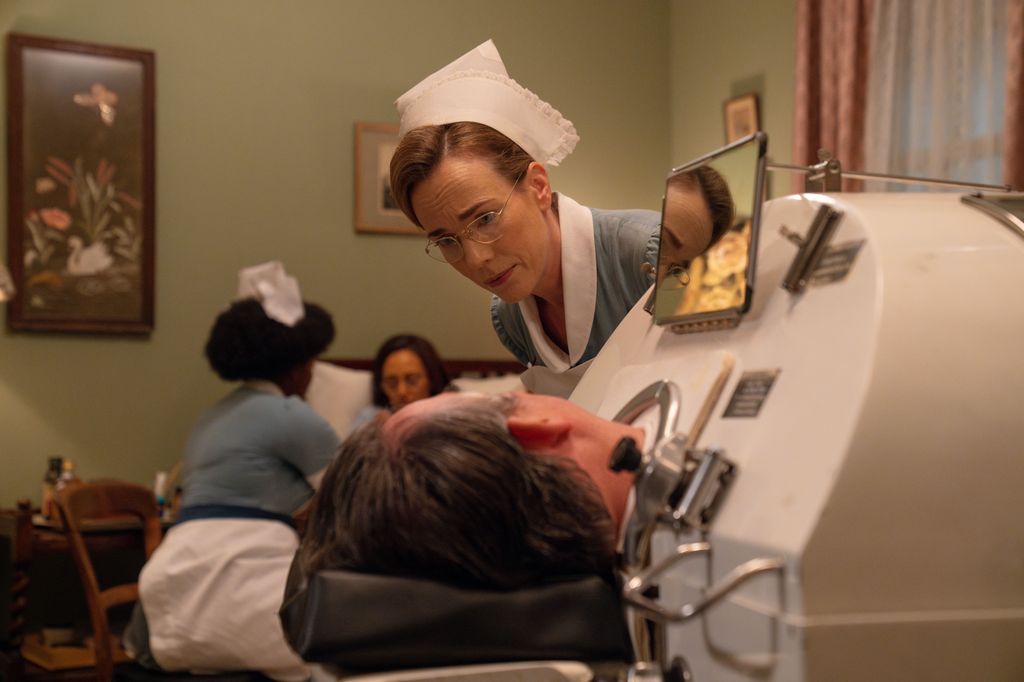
[395,39,579,167]
[237,260,304,327]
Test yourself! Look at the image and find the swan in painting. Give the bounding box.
[66,236,113,276]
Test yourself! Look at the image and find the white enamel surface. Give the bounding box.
[572,192,1024,680]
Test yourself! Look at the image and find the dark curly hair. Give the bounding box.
[370,334,451,408]
[204,298,335,381]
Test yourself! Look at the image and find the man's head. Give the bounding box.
[299,392,641,590]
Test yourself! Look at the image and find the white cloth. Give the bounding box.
[517,195,597,371]
[237,261,304,326]
[395,39,579,167]
[520,361,593,399]
[304,361,375,439]
[139,519,309,681]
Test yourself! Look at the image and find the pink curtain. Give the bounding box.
[1005,0,1024,189]
[793,0,874,191]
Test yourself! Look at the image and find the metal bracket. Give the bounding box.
[961,193,1024,242]
[671,448,736,531]
[805,149,842,192]
[623,543,784,623]
[780,204,844,293]
[767,152,1013,193]
[624,657,693,682]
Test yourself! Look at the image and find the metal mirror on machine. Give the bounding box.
[652,131,767,333]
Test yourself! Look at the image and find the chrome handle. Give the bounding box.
[612,381,685,568]
[623,543,784,623]
[612,380,681,445]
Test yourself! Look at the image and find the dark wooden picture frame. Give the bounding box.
[6,33,155,334]
[353,121,418,235]
[723,93,760,144]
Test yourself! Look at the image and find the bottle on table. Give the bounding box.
[41,457,63,519]
[54,458,81,500]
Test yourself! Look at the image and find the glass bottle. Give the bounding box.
[41,457,63,518]
[54,458,80,496]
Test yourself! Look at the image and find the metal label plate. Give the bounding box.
[810,239,865,286]
[722,369,780,418]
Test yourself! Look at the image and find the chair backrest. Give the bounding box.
[55,480,162,682]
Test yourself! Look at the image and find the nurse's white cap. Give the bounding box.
[237,260,303,327]
[395,39,579,167]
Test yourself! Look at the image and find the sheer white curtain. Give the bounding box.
[864,0,1007,190]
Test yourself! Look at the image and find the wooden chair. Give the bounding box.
[54,481,268,682]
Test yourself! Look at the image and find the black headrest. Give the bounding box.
[279,562,633,672]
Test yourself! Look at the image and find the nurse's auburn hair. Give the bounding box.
[667,165,736,252]
[389,122,534,228]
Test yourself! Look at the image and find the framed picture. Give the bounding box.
[723,93,760,144]
[353,121,419,235]
[6,33,155,334]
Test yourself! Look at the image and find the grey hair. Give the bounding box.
[299,392,616,589]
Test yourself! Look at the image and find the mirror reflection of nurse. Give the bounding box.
[388,40,661,397]
[660,166,735,276]
[658,166,740,315]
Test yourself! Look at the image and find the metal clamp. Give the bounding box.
[780,204,844,293]
[671,448,735,531]
[805,149,842,192]
[624,543,784,623]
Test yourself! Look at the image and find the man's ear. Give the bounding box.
[524,161,552,210]
[506,414,571,451]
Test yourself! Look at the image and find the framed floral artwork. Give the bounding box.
[6,33,155,334]
[353,121,419,235]
[723,93,760,144]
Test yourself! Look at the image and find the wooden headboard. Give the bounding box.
[323,357,526,378]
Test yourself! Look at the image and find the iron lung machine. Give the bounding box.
[572,136,1024,680]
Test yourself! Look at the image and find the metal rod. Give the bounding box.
[766,162,1013,193]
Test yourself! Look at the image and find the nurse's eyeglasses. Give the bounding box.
[425,172,524,264]
[661,263,691,289]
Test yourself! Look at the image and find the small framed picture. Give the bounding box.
[353,121,419,235]
[723,93,760,144]
[6,33,156,334]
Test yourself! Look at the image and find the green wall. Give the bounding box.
[670,0,796,179]
[0,0,671,504]
[0,0,797,506]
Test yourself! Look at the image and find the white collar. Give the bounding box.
[518,194,597,370]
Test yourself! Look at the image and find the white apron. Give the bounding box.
[139,518,309,681]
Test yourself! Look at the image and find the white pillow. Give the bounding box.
[449,373,525,395]
[305,361,374,439]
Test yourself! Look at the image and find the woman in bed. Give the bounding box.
[349,333,452,432]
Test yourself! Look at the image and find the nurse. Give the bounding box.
[389,40,681,395]
[129,262,339,681]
